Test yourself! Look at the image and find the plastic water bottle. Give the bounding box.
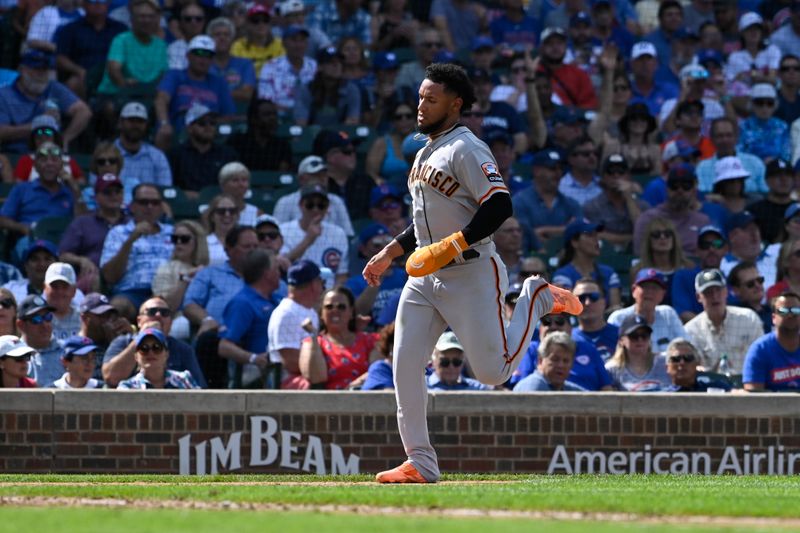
[718,354,731,378]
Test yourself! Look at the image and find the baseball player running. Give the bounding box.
[362,63,583,484]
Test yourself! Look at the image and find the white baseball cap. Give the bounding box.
[278,0,305,15]
[188,34,216,53]
[435,331,464,353]
[738,11,763,31]
[680,63,709,81]
[714,156,750,184]
[540,27,567,42]
[750,83,777,100]
[45,262,76,286]
[0,335,35,358]
[120,101,148,120]
[631,41,657,60]
[185,103,214,126]
[298,155,326,175]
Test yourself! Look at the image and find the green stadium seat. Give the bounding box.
[198,185,222,205]
[250,171,297,189]
[32,215,73,245]
[277,124,322,158]
[162,187,200,220]
[633,174,658,190]
[71,153,92,174]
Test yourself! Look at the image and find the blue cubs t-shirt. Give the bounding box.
[510,337,612,391]
[551,263,620,295]
[573,324,619,362]
[157,69,235,130]
[743,332,800,391]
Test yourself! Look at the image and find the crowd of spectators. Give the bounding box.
[1,0,800,393]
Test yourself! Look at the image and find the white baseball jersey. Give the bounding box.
[408,125,508,246]
[279,220,349,276]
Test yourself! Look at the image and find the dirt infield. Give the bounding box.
[3,494,800,529]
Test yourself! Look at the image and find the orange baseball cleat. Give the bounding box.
[375,461,432,483]
[547,282,584,316]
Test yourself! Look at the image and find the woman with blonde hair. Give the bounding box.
[605,314,670,391]
[767,239,800,301]
[218,162,262,226]
[152,220,209,313]
[632,217,692,306]
[202,194,240,266]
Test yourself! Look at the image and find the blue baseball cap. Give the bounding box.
[401,132,427,158]
[20,48,54,69]
[370,184,402,208]
[359,223,391,245]
[698,225,725,242]
[634,268,667,289]
[484,128,513,147]
[696,48,723,67]
[134,327,167,348]
[22,239,58,263]
[552,106,587,125]
[373,51,399,70]
[725,210,756,234]
[283,25,310,38]
[531,150,562,168]
[785,203,800,221]
[563,218,603,245]
[570,10,592,26]
[471,36,495,51]
[62,335,99,358]
[287,259,321,286]
[432,50,456,64]
[667,163,697,183]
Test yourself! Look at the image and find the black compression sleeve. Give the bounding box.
[395,223,417,254]
[462,192,513,245]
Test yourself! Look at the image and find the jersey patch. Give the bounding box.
[322,247,342,271]
[481,162,503,183]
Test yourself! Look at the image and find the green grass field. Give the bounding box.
[1,474,799,532]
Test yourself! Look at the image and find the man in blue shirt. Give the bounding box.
[0,142,78,238]
[218,249,281,388]
[114,102,173,189]
[571,278,618,362]
[512,150,580,251]
[671,225,728,322]
[154,34,236,150]
[100,184,173,314]
[513,331,586,391]
[55,0,127,98]
[0,48,91,153]
[183,225,258,337]
[629,41,678,117]
[426,331,491,391]
[644,0,684,65]
[744,292,800,391]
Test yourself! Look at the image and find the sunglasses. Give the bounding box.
[323,303,348,311]
[627,331,650,341]
[511,66,527,74]
[650,230,672,239]
[214,207,238,216]
[379,201,401,210]
[520,270,544,278]
[138,343,164,354]
[99,187,123,197]
[438,358,463,368]
[36,147,62,158]
[0,298,15,309]
[6,354,31,362]
[191,49,214,58]
[26,312,53,325]
[144,307,172,318]
[182,15,204,22]
[170,234,192,244]
[336,147,355,156]
[668,181,694,191]
[33,127,55,137]
[575,292,600,304]
[780,65,800,72]
[613,85,630,92]
[753,98,775,107]
[394,112,414,120]
[698,238,725,250]
[462,111,484,118]
[96,157,119,166]
[304,201,329,210]
[605,168,628,176]
[742,276,764,289]
[775,306,800,316]
[250,16,270,24]
[541,316,568,327]
[668,354,696,364]
[258,231,280,241]
[572,150,596,158]
[134,198,161,207]
[422,41,443,48]
[193,119,216,127]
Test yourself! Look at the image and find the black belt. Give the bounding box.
[443,249,480,268]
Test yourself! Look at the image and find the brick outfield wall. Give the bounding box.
[2,391,800,475]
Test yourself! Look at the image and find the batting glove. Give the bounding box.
[406,231,469,277]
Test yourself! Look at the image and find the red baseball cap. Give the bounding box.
[247,4,271,19]
[95,173,123,194]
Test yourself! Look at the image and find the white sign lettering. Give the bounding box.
[179,415,360,475]
[547,445,800,475]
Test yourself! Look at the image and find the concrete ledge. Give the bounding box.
[0,390,53,412]
[3,390,800,416]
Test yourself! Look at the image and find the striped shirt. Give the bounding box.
[117,369,200,389]
[100,220,174,292]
